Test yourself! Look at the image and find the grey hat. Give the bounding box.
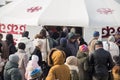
[108,36,115,42]
[9,54,19,63]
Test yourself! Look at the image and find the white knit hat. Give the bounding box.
[31,55,39,62]
[66,56,78,66]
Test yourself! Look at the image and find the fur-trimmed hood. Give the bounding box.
[48,48,66,66]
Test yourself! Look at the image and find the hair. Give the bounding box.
[39,29,46,38]
[6,34,14,45]
[18,42,26,50]
[48,48,66,66]
[22,31,29,37]
[95,41,103,47]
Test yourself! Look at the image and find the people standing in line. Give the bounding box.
[65,56,79,80]
[0,33,9,60]
[4,54,22,80]
[56,38,72,58]
[114,31,120,50]
[16,31,34,59]
[89,41,114,80]
[38,29,50,62]
[76,44,90,80]
[5,34,17,55]
[25,55,41,80]
[103,35,119,62]
[112,55,120,80]
[88,31,100,54]
[0,43,5,80]
[15,43,29,80]
[67,32,79,56]
[46,48,70,80]
[31,39,42,67]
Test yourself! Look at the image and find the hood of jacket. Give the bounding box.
[4,61,18,70]
[48,48,66,66]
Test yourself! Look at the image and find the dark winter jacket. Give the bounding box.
[4,61,22,80]
[89,48,114,76]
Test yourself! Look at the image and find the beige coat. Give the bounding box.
[15,49,29,80]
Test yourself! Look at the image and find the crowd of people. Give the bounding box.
[0,27,120,80]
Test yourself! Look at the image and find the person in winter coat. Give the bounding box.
[76,44,90,80]
[46,48,70,80]
[0,43,5,80]
[4,54,22,80]
[15,42,29,80]
[89,41,114,80]
[56,38,72,58]
[16,31,34,58]
[88,31,100,54]
[65,56,79,80]
[25,55,42,80]
[103,35,119,62]
[31,39,42,66]
[5,34,17,55]
[67,32,79,56]
[112,55,120,80]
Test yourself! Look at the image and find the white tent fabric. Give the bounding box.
[0,0,120,27]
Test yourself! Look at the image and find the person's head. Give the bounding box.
[39,29,46,38]
[60,38,67,47]
[9,54,19,63]
[48,48,66,66]
[108,35,115,42]
[22,31,29,38]
[93,31,100,39]
[18,42,26,50]
[68,32,76,42]
[65,56,78,66]
[95,41,103,50]
[114,31,120,39]
[31,55,39,62]
[79,44,88,52]
[0,33,3,40]
[6,34,14,43]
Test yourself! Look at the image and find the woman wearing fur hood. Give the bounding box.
[46,48,70,80]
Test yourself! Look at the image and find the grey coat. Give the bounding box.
[4,61,22,80]
[76,51,90,80]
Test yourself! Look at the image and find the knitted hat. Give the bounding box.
[30,68,42,79]
[60,38,67,45]
[9,54,19,63]
[68,32,76,39]
[79,44,88,52]
[93,31,100,37]
[66,56,78,66]
[31,55,39,62]
[108,36,115,42]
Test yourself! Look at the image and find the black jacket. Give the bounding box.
[89,48,114,76]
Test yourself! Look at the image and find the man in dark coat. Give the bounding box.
[89,41,114,80]
[4,54,22,80]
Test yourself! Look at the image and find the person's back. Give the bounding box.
[89,41,114,80]
[4,54,22,80]
[46,48,70,80]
